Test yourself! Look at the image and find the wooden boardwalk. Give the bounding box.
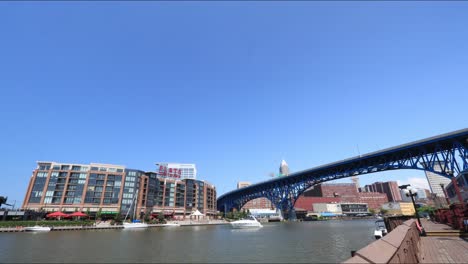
[419,219,468,263]
[419,237,468,263]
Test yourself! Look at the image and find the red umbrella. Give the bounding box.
[67,212,88,217]
[46,211,69,218]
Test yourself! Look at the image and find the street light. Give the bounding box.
[399,184,426,236]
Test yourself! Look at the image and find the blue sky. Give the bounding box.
[1,2,468,206]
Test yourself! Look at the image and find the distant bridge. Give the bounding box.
[217,128,468,219]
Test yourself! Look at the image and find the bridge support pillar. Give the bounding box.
[279,199,297,221]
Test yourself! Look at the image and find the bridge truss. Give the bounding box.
[217,129,468,219]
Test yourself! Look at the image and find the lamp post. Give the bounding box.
[399,184,426,236]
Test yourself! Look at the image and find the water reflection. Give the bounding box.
[230,228,262,233]
[0,220,376,263]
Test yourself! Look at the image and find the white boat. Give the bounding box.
[123,221,149,229]
[162,223,180,227]
[24,226,51,232]
[122,189,148,229]
[230,216,263,229]
[374,220,387,239]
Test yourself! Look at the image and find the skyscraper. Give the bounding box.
[351,176,360,191]
[423,162,451,198]
[280,160,289,176]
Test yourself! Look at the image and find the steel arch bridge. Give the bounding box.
[217,128,468,219]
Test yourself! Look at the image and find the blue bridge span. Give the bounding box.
[216,128,468,219]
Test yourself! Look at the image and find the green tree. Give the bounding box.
[369,208,376,215]
[144,211,151,223]
[417,205,435,217]
[114,212,122,224]
[96,208,102,220]
[380,209,388,215]
[158,213,165,224]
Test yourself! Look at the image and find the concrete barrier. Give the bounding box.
[343,219,420,263]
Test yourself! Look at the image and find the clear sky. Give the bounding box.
[1,2,468,206]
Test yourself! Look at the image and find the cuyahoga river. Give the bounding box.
[0,220,375,263]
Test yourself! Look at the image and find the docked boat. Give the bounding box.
[122,189,148,229]
[123,220,149,229]
[374,219,387,239]
[162,223,180,227]
[230,216,263,229]
[24,226,51,232]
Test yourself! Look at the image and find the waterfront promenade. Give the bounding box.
[419,219,468,263]
[343,218,467,263]
[0,219,229,233]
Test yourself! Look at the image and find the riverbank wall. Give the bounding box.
[343,219,420,263]
[0,220,229,233]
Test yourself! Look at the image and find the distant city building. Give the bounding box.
[424,189,432,199]
[357,192,388,211]
[295,196,341,211]
[381,202,415,216]
[155,163,197,180]
[445,171,468,204]
[423,162,451,198]
[298,183,388,211]
[248,208,281,219]
[364,181,402,202]
[304,183,359,201]
[237,181,273,210]
[416,189,427,199]
[312,203,342,215]
[279,160,289,176]
[237,182,251,189]
[351,176,360,191]
[340,203,369,215]
[22,161,217,219]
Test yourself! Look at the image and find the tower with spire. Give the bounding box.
[279,160,290,176]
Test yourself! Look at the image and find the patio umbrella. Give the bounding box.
[68,212,88,217]
[46,211,68,219]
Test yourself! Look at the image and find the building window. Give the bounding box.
[37,172,48,178]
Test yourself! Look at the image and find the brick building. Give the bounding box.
[298,183,388,211]
[22,161,217,219]
[364,181,402,202]
[237,182,273,210]
[357,192,388,210]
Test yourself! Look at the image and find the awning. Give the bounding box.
[100,211,117,214]
[320,212,337,217]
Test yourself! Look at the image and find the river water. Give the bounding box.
[0,220,376,263]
